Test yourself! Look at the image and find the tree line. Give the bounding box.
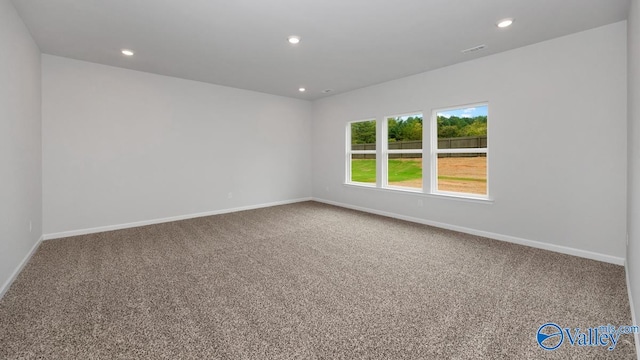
[437,115,487,138]
[351,116,487,144]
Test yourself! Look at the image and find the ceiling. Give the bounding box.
[12,0,630,100]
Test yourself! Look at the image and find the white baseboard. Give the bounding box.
[625,262,640,359]
[312,197,625,266]
[0,235,43,300]
[43,197,313,241]
[42,196,625,265]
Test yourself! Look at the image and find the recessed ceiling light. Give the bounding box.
[496,18,514,28]
[121,49,134,56]
[298,87,306,92]
[288,36,301,45]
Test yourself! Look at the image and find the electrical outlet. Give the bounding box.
[325,186,330,192]
[228,192,233,199]
[417,199,424,208]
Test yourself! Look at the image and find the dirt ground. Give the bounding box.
[389,157,487,195]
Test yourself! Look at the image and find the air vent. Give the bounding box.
[322,89,334,93]
[461,44,486,54]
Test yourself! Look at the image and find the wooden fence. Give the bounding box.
[351,136,487,159]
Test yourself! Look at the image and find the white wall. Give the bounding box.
[312,22,628,262]
[0,0,42,294]
[627,0,640,337]
[42,55,312,236]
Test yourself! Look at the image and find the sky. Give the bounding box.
[393,105,488,121]
[437,105,488,119]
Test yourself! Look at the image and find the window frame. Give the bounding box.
[345,119,377,187]
[382,112,424,192]
[430,103,489,199]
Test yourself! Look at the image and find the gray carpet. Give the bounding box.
[0,201,636,359]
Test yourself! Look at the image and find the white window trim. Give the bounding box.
[430,103,489,199]
[382,112,424,190]
[346,119,377,186]
[343,104,490,202]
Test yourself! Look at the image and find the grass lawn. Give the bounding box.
[350,159,377,183]
[351,159,488,183]
[351,159,422,183]
[387,159,422,182]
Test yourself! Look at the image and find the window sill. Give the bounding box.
[343,183,494,204]
[345,181,377,188]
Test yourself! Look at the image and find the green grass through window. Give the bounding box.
[351,159,486,184]
[351,159,422,183]
[351,159,377,183]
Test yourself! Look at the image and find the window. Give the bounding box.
[384,113,423,190]
[347,120,376,185]
[345,104,488,200]
[431,104,488,197]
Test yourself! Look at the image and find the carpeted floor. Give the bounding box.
[0,201,636,359]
